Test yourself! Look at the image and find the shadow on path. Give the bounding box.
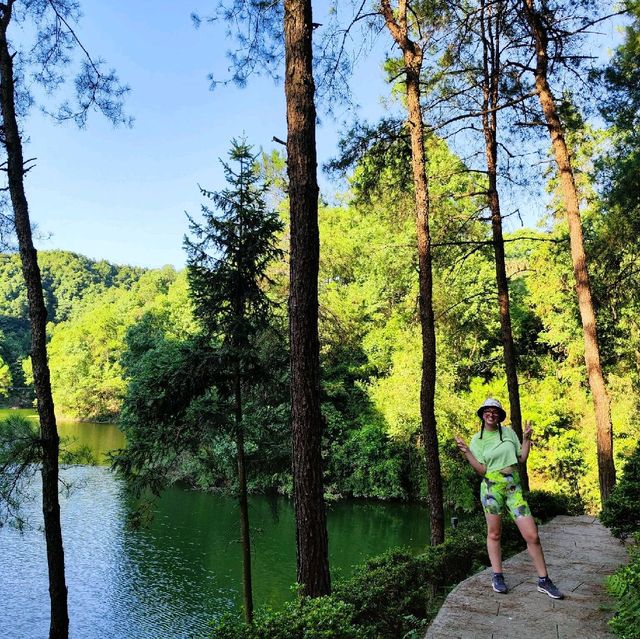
[426,515,628,639]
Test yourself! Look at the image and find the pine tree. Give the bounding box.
[185,139,283,622]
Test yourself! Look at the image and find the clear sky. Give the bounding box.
[19,0,392,270]
[16,1,623,271]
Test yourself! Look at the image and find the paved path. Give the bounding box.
[426,516,629,639]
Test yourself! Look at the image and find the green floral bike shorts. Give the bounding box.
[480,469,531,520]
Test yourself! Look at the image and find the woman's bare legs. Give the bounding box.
[485,513,503,573]
[515,515,548,577]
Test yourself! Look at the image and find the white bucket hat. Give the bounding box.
[476,398,507,422]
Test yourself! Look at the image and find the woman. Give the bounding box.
[455,398,564,599]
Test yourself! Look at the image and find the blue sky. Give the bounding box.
[20,0,392,269]
[16,1,624,270]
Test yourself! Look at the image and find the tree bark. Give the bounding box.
[284,0,331,596]
[480,0,528,490]
[0,10,69,639]
[380,0,445,545]
[522,0,616,502]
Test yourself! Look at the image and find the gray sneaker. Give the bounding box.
[492,573,508,594]
[537,576,564,599]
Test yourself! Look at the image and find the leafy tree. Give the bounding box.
[185,138,284,622]
[0,1,128,636]
[320,134,494,508]
[599,0,640,212]
[466,0,529,486]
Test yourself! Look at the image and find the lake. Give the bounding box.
[0,410,431,638]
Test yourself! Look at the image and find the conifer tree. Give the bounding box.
[185,139,284,622]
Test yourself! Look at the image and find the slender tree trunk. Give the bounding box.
[379,0,445,545]
[522,0,616,502]
[284,0,331,596]
[234,369,253,623]
[0,16,69,639]
[406,68,445,545]
[480,0,528,490]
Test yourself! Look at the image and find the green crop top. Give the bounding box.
[469,427,521,472]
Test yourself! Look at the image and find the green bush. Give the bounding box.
[601,443,640,540]
[211,597,364,639]
[211,529,492,639]
[332,548,437,638]
[526,489,585,519]
[601,443,640,638]
[606,540,640,639]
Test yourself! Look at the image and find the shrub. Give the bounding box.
[527,489,585,519]
[601,443,640,638]
[606,540,640,639]
[601,443,640,540]
[211,597,364,639]
[333,548,436,638]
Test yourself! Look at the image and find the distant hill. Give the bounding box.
[0,250,147,405]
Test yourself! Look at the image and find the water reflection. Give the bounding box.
[0,408,125,466]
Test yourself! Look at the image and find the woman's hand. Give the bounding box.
[455,435,469,454]
[456,435,486,476]
[523,424,533,441]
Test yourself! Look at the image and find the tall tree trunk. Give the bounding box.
[522,0,616,502]
[284,0,331,596]
[0,16,69,639]
[234,369,253,623]
[380,0,445,545]
[480,0,528,490]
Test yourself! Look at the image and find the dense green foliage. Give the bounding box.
[0,250,144,407]
[603,442,640,637]
[601,442,640,540]
[2,20,640,505]
[606,545,640,639]
[2,119,639,506]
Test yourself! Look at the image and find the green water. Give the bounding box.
[0,407,125,464]
[0,410,430,638]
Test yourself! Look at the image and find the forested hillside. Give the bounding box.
[0,251,145,407]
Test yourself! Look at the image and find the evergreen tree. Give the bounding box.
[185,139,284,623]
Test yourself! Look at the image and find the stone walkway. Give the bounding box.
[426,516,629,639]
